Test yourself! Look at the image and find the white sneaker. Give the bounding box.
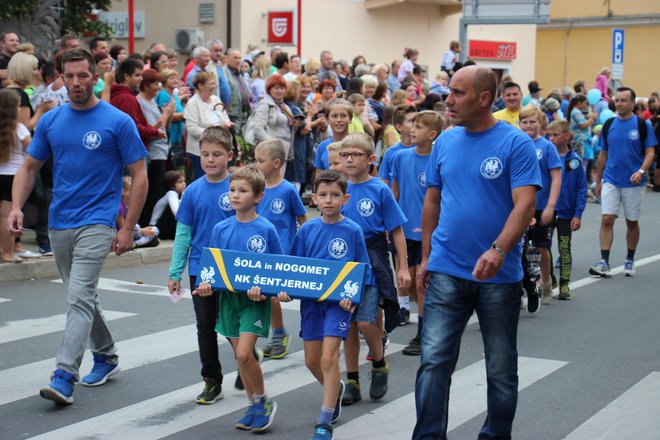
[623,260,636,277]
[15,250,41,259]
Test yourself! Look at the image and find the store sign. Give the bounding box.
[468,40,517,60]
[97,12,145,39]
[267,9,297,45]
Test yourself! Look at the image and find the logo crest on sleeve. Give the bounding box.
[218,192,232,211]
[536,148,543,160]
[82,131,102,150]
[270,198,285,214]
[480,157,503,179]
[357,198,375,217]
[418,172,427,187]
[247,235,267,253]
[328,238,348,259]
[628,129,640,140]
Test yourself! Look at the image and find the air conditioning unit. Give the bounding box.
[174,28,204,53]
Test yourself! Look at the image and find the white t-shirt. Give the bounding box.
[0,123,30,175]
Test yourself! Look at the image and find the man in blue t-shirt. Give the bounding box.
[590,87,657,278]
[7,50,148,405]
[412,66,541,440]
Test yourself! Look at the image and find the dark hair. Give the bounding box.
[193,71,212,89]
[116,57,143,83]
[39,60,56,83]
[139,69,160,91]
[314,169,347,194]
[163,170,184,189]
[567,94,587,118]
[62,49,96,75]
[346,77,363,98]
[573,80,586,94]
[110,44,125,61]
[93,51,110,65]
[89,36,107,51]
[412,64,424,76]
[502,81,521,93]
[149,51,168,70]
[0,89,20,164]
[381,105,396,127]
[616,86,636,101]
[393,104,417,126]
[403,48,418,59]
[373,81,388,101]
[274,51,289,69]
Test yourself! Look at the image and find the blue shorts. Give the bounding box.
[353,285,380,324]
[300,300,352,341]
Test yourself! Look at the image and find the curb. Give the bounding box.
[1,241,174,283]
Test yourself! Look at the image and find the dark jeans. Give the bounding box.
[189,275,223,384]
[27,175,52,248]
[414,272,520,440]
[142,159,167,227]
[555,218,573,287]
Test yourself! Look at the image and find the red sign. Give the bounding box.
[468,40,517,60]
[267,10,297,45]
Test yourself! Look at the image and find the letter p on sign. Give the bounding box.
[612,29,624,64]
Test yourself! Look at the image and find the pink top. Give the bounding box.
[595,74,609,99]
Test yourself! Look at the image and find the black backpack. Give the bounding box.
[601,115,648,156]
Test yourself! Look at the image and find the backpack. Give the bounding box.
[601,115,648,156]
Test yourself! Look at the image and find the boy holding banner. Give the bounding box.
[254,139,308,359]
[339,133,411,406]
[196,165,282,433]
[278,170,372,440]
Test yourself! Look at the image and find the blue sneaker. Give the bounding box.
[251,397,277,432]
[80,355,120,387]
[39,369,74,405]
[331,381,345,424]
[39,245,53,256]
[589,259,612,278]
[235,403,258,430]
[623,260,637,277]
[312,423,333,440]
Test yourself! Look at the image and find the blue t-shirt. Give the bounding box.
[533,136,561,210]
[256,180,307,254]
[155,90,184,145]
[425,121,542,283]
[27,101,147,230]
[176,175,235,276]
[209,216,282,256]
[378,142,413,185]
[599,116,658,188]
[314,138,332,170]
[343,177,407,240]
[391,147,431,241]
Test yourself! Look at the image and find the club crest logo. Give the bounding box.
[271,18,288,37]
[218,192,232,211]
[418,172,426,187]
[357,198,375,217]
[247,235,267,253]
[480,157,503,179]
[568,158,580,170]
[339,321,348,331]
[82,131,102,150]
[200,266,216,284]
[536,148,543,160]
[628,129,640,140]
[270,198,285,214]
[340,281,360,299]
[328,238,348,259]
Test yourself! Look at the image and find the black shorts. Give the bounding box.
[529,210,554,249]
[0,174,14,201]
[406,239,422,268]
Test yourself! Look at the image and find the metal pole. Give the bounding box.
[128,0,134,54]
[297,0,302,56]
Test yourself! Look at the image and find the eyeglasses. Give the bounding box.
[339,152,367,160]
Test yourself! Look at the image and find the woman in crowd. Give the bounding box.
[568,94,597,158]
[150,51,169,73]
[156,69,187,170]
[6,52,55,131]
[110,44,127,65]
[250,56,271,110]
[93,52,114,101]
[286,79,315,192]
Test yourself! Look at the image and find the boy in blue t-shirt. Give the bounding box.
[378,104,417,187]
[391,111,445,356]
[254,139,308,359]
[167,127,235,404]
[314,99,352,176]
[339,133,410,405]
[196,165,282,433]
[519,106,561,305]
[547,120,587,300]
[278,170,371,440]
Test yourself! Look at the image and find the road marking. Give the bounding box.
[0,297,12,303]
[0,310,135,344]
[0,324,217,406]
[334,356,568,439]
[52,277,173,297]
[28,343,405,440]
[564,372,660,440]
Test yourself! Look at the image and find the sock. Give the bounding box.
[347,371,359,384]
[600,250,610,264]
[372,358,386,369]
[273,327,285,336]
[626,249,635,261]
[417,316,423,338]
[398,295,410,310]
[317,406,334,426]
[253,393,265,403]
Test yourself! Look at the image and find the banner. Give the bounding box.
[267,9,297,45]
[198,248,366,304]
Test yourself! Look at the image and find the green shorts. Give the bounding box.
[215,290,271,339]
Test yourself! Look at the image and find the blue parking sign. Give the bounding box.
[612,29,624,64]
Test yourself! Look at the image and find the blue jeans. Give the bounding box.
[413,272,521,440]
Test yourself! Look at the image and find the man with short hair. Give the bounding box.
[387,59,401,93]
[268,45,282,75]
[89,36,109,58]
[284,54,302,81]
[319,50,342,91]
[493,82,523,127]
[413,66,540,439]
[273,51,289,77]
[7,49,148,405]
[205,39,231,105]
[59,35,80,52]
[0,31,19,70]
[185,46,211,91]
[589,87,657,278]
[223,48,251,134]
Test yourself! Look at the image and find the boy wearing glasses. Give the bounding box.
[391,111,445,356]
[339,133,411,406]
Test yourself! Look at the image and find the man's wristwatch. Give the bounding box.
[491,242,507,258]
[637,169,646,175]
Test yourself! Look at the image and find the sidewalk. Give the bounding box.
[1,230,174,283]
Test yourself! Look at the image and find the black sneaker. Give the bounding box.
[369,361,389,401]
[402,335,421,356]
[527,287,540,314]
[341,379,361,406]
[331,380,345,424]
[196,378,223,404]
[398,308,410,326]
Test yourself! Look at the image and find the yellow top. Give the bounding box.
[493,108,521,128]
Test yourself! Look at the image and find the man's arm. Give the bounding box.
[112,158,148,255]
[594,149,608,197]
[472,185,536,280]
[541,168,561,226]
[7,155,45,236]
[630,147,656,185]
[416,186,441,293]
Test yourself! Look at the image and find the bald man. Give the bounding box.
[413,66,541,439]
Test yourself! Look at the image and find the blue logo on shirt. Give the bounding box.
[218,193,232,211]
[418,172,426,187]
[357,198,375,217]
[480,157,503,179]
[247,235,267,253]
[82,131,102,150]
[270,198,285,214]
[536,148,543,160]
[328,238,348,259]
[628,129,640,140]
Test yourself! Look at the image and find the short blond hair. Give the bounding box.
[519,105,543,122]
[255,139,287,164]
[199,126,233,153]
[547,119,571,133]
[326,142,343,154]
[413,110,445,136]
[341,133,374,155]
[539,112,549,129]
[304,57,321,75]
[230,165,265,196]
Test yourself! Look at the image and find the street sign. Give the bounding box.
[611,28,624,80]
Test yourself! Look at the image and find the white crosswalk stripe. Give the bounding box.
[0,297,12,303]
